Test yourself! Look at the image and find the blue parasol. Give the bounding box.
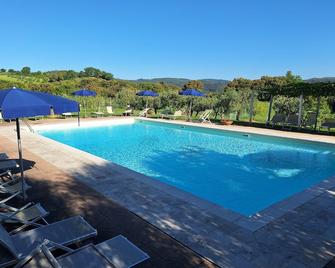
[136,90,159,111]
[0,87,79,198]
[179,88,205,120]
[73,89,97,117]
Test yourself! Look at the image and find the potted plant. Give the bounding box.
[220,115,234,125]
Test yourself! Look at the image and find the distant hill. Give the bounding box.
[305,77,335,83]
[132,78,230,92]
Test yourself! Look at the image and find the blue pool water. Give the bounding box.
[39,121,335,216]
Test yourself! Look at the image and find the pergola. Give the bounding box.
[254,82,335,129]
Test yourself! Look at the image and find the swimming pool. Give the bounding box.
[39,120,335,216]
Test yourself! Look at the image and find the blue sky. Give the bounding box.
[1,0,334,80]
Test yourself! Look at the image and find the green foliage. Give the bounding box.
[135,78,229,91]
[273,96,300,114]
[80,67,113,80]
[285,70,303,83]
[0,68,334,125]
[21,66,31,75]
[182,80,204,90]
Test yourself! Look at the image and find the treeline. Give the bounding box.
[0,66,114,81]
[0,68,334,123]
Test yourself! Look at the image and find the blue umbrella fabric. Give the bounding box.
[0,88,79,119]
[0,87,79,198]
[136,90,159,112]
[72,89,97,97]
[179,88,205,97]
[72,89,97,117]
[136,90,159,97]
[179,88,205,120]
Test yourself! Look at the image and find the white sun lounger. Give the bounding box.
[92,111,105,117]
[61,112,73,118]
[96,235,149,268]
[161,110,183,120]
[0,202,49,234]
[106,106,114,116]
[199,109,212,123]
[15,235,149,268]
[139,108,150,117]
[15,242,115,268]
[0,216,97,267]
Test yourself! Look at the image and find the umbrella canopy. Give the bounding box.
[179,89,205,121]
[136,90,159,113]
[72,89,97,97]
[179,88,205,97]
[0,88,79,119]
[72,89,97,117]
[136,90,159,97]
[0,87,79,198]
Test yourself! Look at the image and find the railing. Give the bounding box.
[21,119,34,133]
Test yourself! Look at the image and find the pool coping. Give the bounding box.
[30,117,335,232]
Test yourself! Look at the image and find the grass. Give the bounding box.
[0,73,47,84]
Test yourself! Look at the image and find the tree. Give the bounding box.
[285,71,302,84]
[0,68,6,73]
[8,69,16,73]
[81,67,113,80]
[182,80,204,90]
[273,96,299,114]
[213,91,240,119]
[21,66,31,75]
[225,78,253,120]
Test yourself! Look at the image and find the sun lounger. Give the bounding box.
[199,109,212,123]
[15,235,149,268]
[302,112,317,128]
[161,110,183,120]
[106,106,114,116]
[122,109,133,116]
[92,111,105,117]
[28,116,43,121]
[139,108,150,117]
[0,215,97,267]
[0,202,49,234]
[61,112,73,118]
[0,178,31,195]
[284,114,299,128]
[15,242,115,268]
[0,153,8,161]
[269,113,286,127]
[0,160,19,171]
[320,119,335,130]
[0,171,17,186]
[96,235,149,268]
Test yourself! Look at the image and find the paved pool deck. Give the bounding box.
[1,117,335,267]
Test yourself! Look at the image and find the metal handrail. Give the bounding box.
[21,119,34,133]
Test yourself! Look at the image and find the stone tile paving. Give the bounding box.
[1,119,335,267]
[0,136,216,268]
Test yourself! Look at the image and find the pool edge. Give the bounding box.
[30,117,335,232]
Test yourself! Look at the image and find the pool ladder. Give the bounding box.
[21,119,34,133]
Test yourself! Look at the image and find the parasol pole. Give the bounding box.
[16,118,26,199]
[77,103,80,126]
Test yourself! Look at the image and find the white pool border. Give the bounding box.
[32,117,335,231]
